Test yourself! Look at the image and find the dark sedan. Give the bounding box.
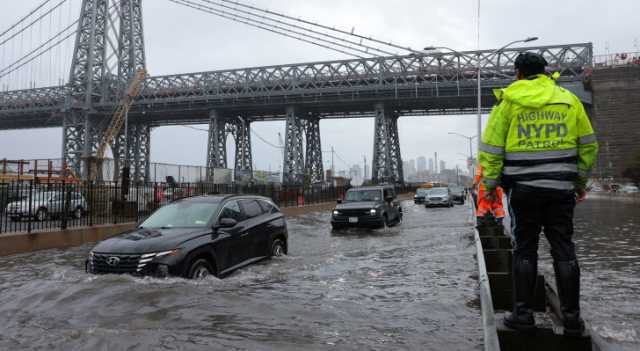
[87,195,288,279]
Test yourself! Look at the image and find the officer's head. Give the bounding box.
[514,52,548,80]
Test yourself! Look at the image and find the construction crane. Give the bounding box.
[87,69,147,181]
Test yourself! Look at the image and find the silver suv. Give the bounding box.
[5,191,87,222]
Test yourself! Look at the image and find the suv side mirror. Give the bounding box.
[336,199,343,204]
[218,218,238,228]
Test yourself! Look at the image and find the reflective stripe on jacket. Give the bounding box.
[479,74,599,191]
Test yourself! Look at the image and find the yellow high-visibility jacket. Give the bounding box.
[479,74,598,191]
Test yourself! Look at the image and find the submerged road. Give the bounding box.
[0,201,482,350]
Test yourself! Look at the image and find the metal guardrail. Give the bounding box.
[593,51,640,68]
[475,227,502,351]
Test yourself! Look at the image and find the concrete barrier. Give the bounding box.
[0,223,136,257]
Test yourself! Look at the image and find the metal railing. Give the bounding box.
[0,181,415,235]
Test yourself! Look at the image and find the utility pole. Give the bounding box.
[363,155,368,181]
[331,146,335,176]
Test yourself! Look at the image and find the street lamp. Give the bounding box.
[450,132,477,178]
[425,36,538,150]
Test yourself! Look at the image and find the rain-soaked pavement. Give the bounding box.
[539,195,640,350]
[0,201,483,351]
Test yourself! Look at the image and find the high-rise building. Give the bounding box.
[434,152,439,174]
[417,156,427,173]
[428,158,434,174]
[440,160,446,173]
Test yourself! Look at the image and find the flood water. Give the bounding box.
[0,201,482,350]
[538,195,640,350]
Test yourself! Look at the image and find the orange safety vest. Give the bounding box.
[475,165,505,219]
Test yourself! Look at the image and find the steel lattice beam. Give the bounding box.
[372,103,403,184]
[1,43,592,118]
[232,116,252,181]
[303,115,324,184]
[283,106,305,185]
[206,110,228,180]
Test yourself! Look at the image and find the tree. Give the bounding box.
[622,149,640,186]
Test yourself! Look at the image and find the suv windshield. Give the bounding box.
[140,201,220,229]
[429,188,448,196]
[345,189,382,202]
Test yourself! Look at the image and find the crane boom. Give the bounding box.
[96,69,147,159]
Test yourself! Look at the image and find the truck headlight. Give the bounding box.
[333,210,339,216]
[370,209,377,215]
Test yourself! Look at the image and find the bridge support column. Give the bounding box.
[113,123,150,183]
[206,110,228,181]
[62,111,86,178]
[372,103,404,184]
[233,117,253,182]
[303,115,324,184]
[283,106,305,186]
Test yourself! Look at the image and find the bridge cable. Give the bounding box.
[0,20,78,77]
[191,0,393,56]
[0,0,69,48]
[0,0,54,39]
[0,23,77,78]
[218,0,419,55]
[168,0,366,58]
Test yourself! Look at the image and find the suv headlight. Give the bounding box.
[332,210,339,216]
[370,208,377,215]
[138,250,180,272]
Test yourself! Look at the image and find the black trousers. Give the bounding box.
[507,187,577,263]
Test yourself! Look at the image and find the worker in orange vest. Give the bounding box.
[473,164,505,224]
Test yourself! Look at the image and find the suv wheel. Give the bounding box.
[271,238,286,257]
[35,208,47,222]
[73,207,83,219]
[187,259,214,279]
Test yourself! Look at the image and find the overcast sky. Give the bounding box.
[1,0,638,175]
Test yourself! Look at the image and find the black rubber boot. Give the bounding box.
[554,260,585,337]
[504,257,537,332]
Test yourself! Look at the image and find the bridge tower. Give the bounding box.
[64,0,148,181]
[372,103,404,184]
[206,112,253,182]
[303,114,324,184]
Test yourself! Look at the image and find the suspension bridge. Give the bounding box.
[0,0,593,185]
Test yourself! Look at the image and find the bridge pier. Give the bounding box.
[232,117,253,182]
[62,111,86,177]
[206,111,253,182]
[283,106,305,186]
[206,110,228,180]
[304,115,324,184]
[372,103,404,184]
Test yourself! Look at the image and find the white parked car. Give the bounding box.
[620,185,639,194]
[5,191,87,221]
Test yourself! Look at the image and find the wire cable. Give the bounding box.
[0,0,54,39]
[0,0,68,48]
[218,0,418,55]
[193,0,393,56]
[168,0,365,58]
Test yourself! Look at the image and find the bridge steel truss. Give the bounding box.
[206,111,253,182]
[63,0,148,181]
[0,9,592,186]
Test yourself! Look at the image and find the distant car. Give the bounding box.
[331,185,402,229]
[87,195,288,279]
[5,191,87,221]
[449,186,466,205]
[425,187,453,208]
[620,185,639,194]
[414,188,429,204]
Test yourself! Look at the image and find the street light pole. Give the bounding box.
[424,36,539,151]
[449,132,477,178]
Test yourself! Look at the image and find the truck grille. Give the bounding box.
[338,209,371,217]
[90,253,141,274]
[429,197,442,201]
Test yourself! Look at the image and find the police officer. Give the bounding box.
[479,52,598,336]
